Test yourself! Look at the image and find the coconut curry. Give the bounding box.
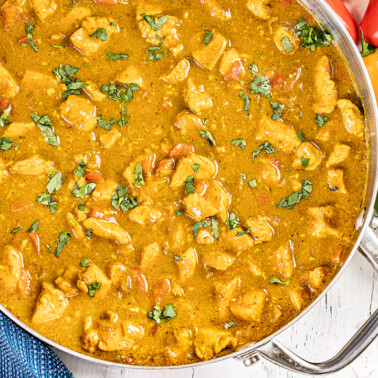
[0,0,369,366]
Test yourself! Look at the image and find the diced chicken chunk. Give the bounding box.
[177,247,197,281]
[60,96,97,131]
[246,216,273,244]
[288,173,302,192]
[223,228,253,255]
[77,264,111,298]
[274,26,300,54]
[1,2,25,29]
[118,65,144,89]
[171,153,217,188]
[122,150,156,186]
[337,99,365,138]
[184,180,229,221]
[203,250,235,270]
[21,70,59,97]
[0,245,32,296]
[327,143,350,167]
[92,178,117,201]
[0,64,18,98]
[140,242,162,269]
[306,267,327,289]
[3,122,35,138]
[31,282,68,324]
[174,111,205,135]
[83,218,131,245]
[292,142,324,170]
[246,0,271,20]
[0,157,9,183]
[55,266,80,297]
[194,328,237,360]
[328,169,347,194]
[289,288,304,311]
[214,277,240,316]
[11,155,53,176]
[30,0,56,20]
[200,0,231,20]
[84,80,106,102]
[275,243,294,278]
[256,115,300,154]
[161,59,190,84]
[248,259,266,278]
[258,158,281,184]
[219,49,244,81]
[67,212,86,239]
[308,206,342,238]
[196,228,214,244]
[100,128,121,149]
[312,56,338,114]
[70,17,119,56]
[230,289,267,321]
[184,78,213,114]
[129,203,162,225]
[59,6,92,37]
[191,31,228,71]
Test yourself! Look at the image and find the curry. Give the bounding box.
[0,0,369,366]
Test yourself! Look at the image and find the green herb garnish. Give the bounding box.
[30,114,59,147]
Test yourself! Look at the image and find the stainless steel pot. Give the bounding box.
[1,0,377,374]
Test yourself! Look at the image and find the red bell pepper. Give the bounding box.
[343,0,371,25]
[360,0,378,47]
[325,0,358,44]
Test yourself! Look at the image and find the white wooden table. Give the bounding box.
[55,251,377,378]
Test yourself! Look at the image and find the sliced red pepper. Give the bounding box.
[170,144,194,159]
[225,60,242,81]
[84,171,103,183]
[11,201,34,212]
[29,232,41,256]
[360,0,378,47]
[325,0,358,44]
[343,0,371,25]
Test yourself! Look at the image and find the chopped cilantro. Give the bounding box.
[37,193,58,213]
[270,277,292,286]
[297,130,306,142]
[133,162,145,186]
[270,102,285,120]
[147,303,177,324]
[211,217,219,241]
[80,258,91,267]
[236,228,250,236]
[55,232,70,257]
[0,105,12,128]
[231,139,246,151]
[184,176,195,194]
[200,130,215,147]
[146,37,169,61]
[78,204,85,211]
[53,64,88,98]
[96,115,116,131]
[86,229,93,237]
[249,75,272,97]
[203,29,214,45]
[300,157,310,167]
[111,186,138,212]
[248,179,257,188]
[90,28,108,41]
[46,172,63,194]
[277,180,312,209]
[30,114,59,147]
[75,160,86,180]
[316,114,330,127]
[11,225,22,233]
[27,220,39,233]
[248,63,258,76]
[141,14,168,31]
[360,29,377,57]
[239,91,250,114]
[107,52,129,60]
[192,164,200,175]
[328,184,339,191]
[226,213,240,230]
[193,220,209,237]
[88,281,102,297]
[174,255,183,261]
[281,37,294,53]
[72,182,96,199]
[224,321,236,330]
[175,210,185,216]
[252,141,276,158]
[0,137,12,151]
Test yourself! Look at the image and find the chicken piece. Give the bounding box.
[70,17,119,56]
[138,14,181,48]
[272,304,282,322]
[219,49,244,81]
[200,0,231,20]
[184,180,229,222]
[83,80,106,102]
[55,266,80,297]
[31,282,68,324]
[191,31,228,71]
[196,228,214,244]
[135,1,162,19]
[174,111,205,135]
[156,159,175,176]
[1,1,26,29]
[337,99,365,138]
[194,328,237,360]
[312,56,338,114]
[292,142,324,171]
[248,259,266,278]
[91,178,118,201]
[288,174,302,192]
[246,216,273,244]
[118,65,144,89]
[0,63,18,98]
[11,155,53,176]
[177,247,197,281]
[140,242,162,269]
[128,203,163,225]
[67,212,86,239]
[77,264,111,298]
[60,96,97,131]
[214,277,240,316]
[108,263,149,294]
[274,26,300,54]
[0,157,9,183]
[184,78,213,114]
[59,6,92,37]
[171,153,217,188]
[306,267,327,289]
[161,59,190,84]
[203,250,234,270]
[258,158,281,184]
[30,0,56,20]
[256,115,300,154]
[0,245,32,296]
[3,122,35,138]
[100,128,121,149]
[21,70,59,97]
[122,150,156,186]
[328,169,347,194]
[327,143,350,167]
[170,144,195,160]
[289,288,304,311]
[308,206,342,238]
[246,0,271,20]
[230,289,267,322]
[223,228,253,255]
[275,243,294,278]
[83,218,131,245]
[168,222,188,251]
[315,119,334,142]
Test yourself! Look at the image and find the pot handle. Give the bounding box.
[237,225,378,375]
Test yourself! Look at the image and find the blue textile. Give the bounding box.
[0,311,74,378]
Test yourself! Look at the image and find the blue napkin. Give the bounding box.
[0,311,73,378]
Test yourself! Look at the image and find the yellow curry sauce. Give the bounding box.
[0,0,369,366]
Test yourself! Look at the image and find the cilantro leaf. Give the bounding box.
[226,213,239,230]
[55,232,70,257]
[80,258,91,267]
[281,37,294,53]
[270,276,292,286]
[193,220,209,237]
[300,157,310,167]
[107,52,129,60]
[315,114,330,127]
[27,219,39,233]
[74,160,86,180]
[252,141,275,158]
[53,64,87,98]
[200,130,215,147]
[0,105,12,128]
[184,175,195,194]
[72,182,96,200]
[30,114,59,147]
[224,321,236,330]
[90,28,108,41]
[231,139,246,151]
[203,29,214,45]
[239,91,250,114]
[297,130,306,142]
[270,102,285,120]
[211,217,219,241]
[133,162,145,186]
[141,14,168,31]
[96,115,116,131]
[276,180,312,209]
[147,303,177,324]
[88,281,102,297]
[46,172,63,194]
[249,75,272,97]
[111,186,138,212]
[0,137,13,151]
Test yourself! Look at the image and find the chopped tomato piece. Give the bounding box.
[84,171,103,183]
[153,278,171,306]
[332,246,344,263]
[271,73,285,88]
[225,61,242,81]
[0,97,11,112]
[129,267,148,292]
[170,144,194,159]
[29,232,41,256]
[156,158,175,176]
[17,35,28,44]
[1,5,25,28]
[11,201,34,212]
[142,153,156,173]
